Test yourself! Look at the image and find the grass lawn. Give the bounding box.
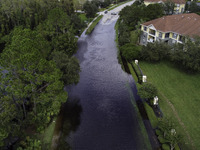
[39,117,57,149]
[86,15,103,34]
[139,61,200,150]
[107,0,132,11]
[143,102,158,129]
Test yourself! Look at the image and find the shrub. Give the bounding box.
[140,42,171,62]
[120,43,141,61]
[156,129,162,136]
[162,144,170,150]
[137,82,157,100]
[158,136,167,144]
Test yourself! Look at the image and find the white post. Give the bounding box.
[153,96,158,105]
[135,60,138,65]
[142,75,147,82]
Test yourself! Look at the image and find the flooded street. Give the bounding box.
[59,2,151,149]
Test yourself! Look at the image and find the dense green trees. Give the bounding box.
[83,1,98,18]
[0,0,83,148]
[139,38,200,73]
[162,0,175,15]
[140,42,171,62]
[0,28,68,145]
[120,43,141,61]
[118,2,164,47]
[170,38,200,72]
[185,1,200,13]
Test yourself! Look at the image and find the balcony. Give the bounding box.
[147,35,155,43]
[148,29,156,36]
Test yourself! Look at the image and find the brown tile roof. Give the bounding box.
[142,13,200,37]
[144,0,185,4]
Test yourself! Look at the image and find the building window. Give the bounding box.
[144,26,147,31]
[173,33,177,39]
[149,29,155,35]
[159,32,162,38]
[179,35,183,42]
[165,33,170,38]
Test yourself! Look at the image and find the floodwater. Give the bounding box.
[59,14,151,150]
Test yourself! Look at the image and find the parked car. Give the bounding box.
[104,11,108,14]
[111,12,117,15]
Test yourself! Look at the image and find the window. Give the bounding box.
[165,33,170,38]
[173,33,177,39]
[144,26,147,31]
[179,35,183,42]
[149,29,155,35]
[159,32,162,38]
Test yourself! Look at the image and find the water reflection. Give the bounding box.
[57,98,82,150]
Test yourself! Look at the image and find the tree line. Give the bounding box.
[0,0,86,148]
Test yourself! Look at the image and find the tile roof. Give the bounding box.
[144,0,185,4]
[142,13,200,37]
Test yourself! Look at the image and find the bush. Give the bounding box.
[174,144,180,150]
[158,136,167,144]
[83,1,98,18]
[140,42,171,62]
[162,144,170,150]
[131,62,143,83]
[156,129,162,136]
[137,82,157,100]
[120,43,141,61]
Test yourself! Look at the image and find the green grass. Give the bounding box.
[39,117,57,148]
[128,62,158,128]
[143,102,158,129]
[139,61,200,150]
[78,13,87,22]
[108,0,132,11]
[115,20,119,45]
[128,62,138,82]
[126,84,152,150]
[130,30,139,44]
[86,15,103,34]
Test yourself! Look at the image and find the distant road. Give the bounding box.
[100,0,135,25]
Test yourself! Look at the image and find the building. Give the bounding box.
[144,0,186,14]
[140,13,200,45]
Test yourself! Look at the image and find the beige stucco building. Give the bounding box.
[144,0,186,14]
[140,13,200,45]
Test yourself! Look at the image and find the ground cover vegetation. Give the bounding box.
[185,1,200,14]
[117,1,200,149]
[117,1,164,60]
[139,61,200,150]
[82,0,128,18]
[0,0,87,149]
[86,15,103,34]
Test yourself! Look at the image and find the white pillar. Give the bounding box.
[142,75,147,82]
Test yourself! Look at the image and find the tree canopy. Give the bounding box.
[0,0,82,148]
[120,43,141,61]
[0,28,67,145]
